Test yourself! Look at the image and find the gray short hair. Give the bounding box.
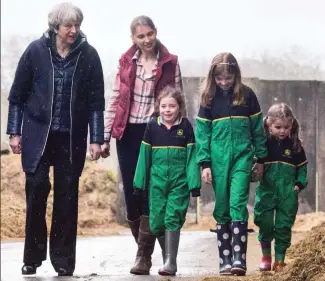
[48,2,83,31]
[130,15,156,35]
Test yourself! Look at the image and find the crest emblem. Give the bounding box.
[177,129,183,136]
[284,149,291,156]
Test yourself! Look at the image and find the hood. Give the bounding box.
[42,29,87,52]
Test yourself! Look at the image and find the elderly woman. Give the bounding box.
[101,15,183,275]
[6,2,104,277]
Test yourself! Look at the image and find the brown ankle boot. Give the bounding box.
[127,218,140,243]
[130,216,156,275]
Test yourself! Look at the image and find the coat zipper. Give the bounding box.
[41,48,55,157]
[69,52,82,163]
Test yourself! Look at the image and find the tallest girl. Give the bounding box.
[195,52,267,276]
[102,15,183,275]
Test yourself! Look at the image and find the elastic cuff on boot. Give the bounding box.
[260,241,271,256]
[260,241,271,249]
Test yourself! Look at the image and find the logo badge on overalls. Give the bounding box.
[284,149,291,156]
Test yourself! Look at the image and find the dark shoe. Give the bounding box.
[157,236,165,263]
[130,216,156,275]
[127,218,140,243]
[230,221,248,276]
[216,223,233,275]
[57,268,73,276]
[21,263,39,275]
[158,230,180,276]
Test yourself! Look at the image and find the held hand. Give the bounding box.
[202,168,212,184]
[9,136,22,154]
[294,185,301,193]
[100,142,110,158]
[253,163,264,181]
[89,143,101,161]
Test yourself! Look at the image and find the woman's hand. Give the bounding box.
[89,143,101,160]
[100,142,110,158]
[9,136,22,154]
[202,168,212,184]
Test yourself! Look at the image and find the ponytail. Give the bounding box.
[291,117,302,153]
[263,116,270,138]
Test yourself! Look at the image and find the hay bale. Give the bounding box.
[0,154,122,240]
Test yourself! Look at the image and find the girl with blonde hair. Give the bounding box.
[254,103,308,272]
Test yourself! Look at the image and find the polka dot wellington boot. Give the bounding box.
[230,221,248,276]
[216,223,233,275]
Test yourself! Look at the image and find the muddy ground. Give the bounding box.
[1,225,324,281]
[0,229,309,281]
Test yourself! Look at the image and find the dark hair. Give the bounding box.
[263,103,302,152]
[154,86,186,118]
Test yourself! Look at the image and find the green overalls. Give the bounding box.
[195,85,267,224]
[134,117,201,236]
[254,136,308,260]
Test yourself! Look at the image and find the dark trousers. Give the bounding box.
[116,123,149,221]
[23,132,79,272]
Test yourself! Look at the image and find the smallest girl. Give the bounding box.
[133,86,201,276]
[254,103,308,272]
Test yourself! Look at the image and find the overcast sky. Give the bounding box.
[1,0,325,73]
